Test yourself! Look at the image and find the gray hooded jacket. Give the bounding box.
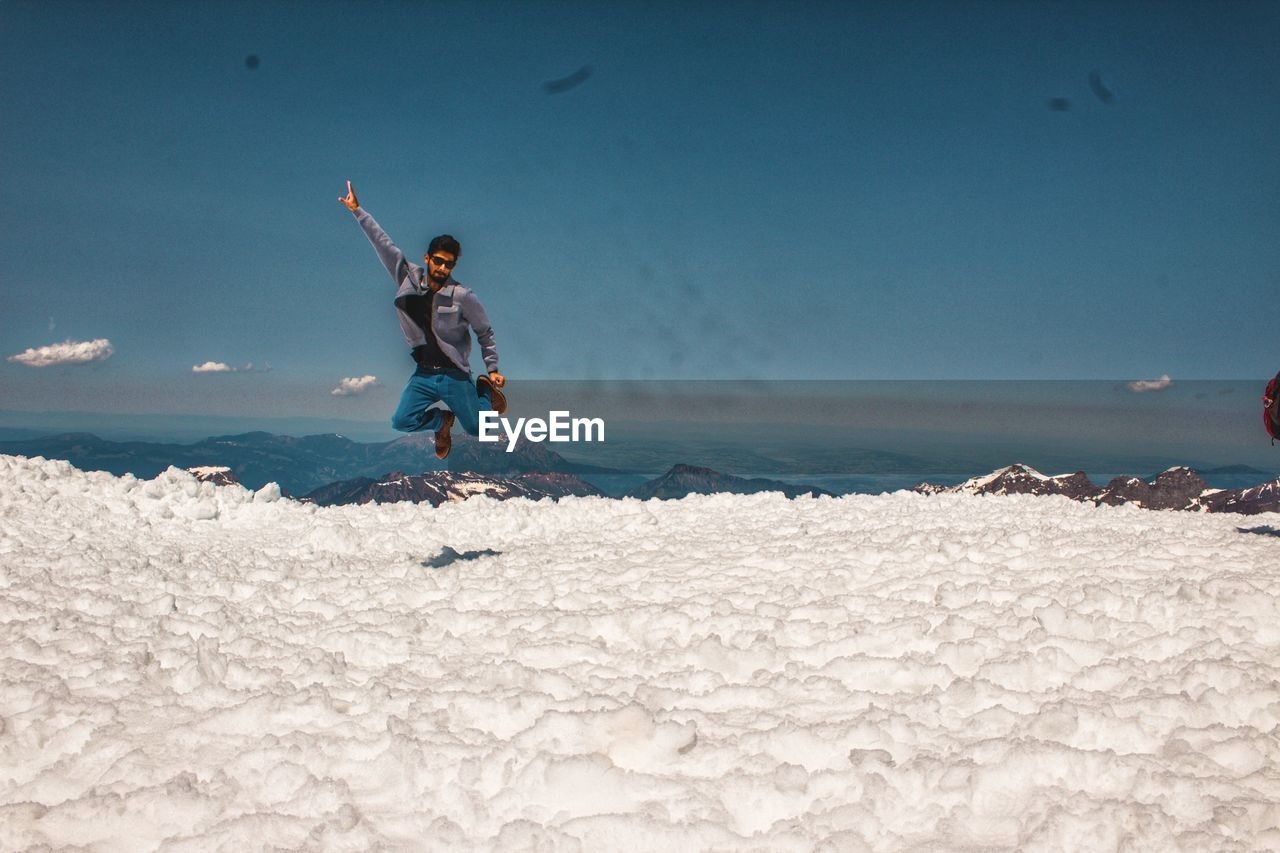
[352,207,499,375]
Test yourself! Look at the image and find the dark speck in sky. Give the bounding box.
[245,54,260,70]
[1088,70,1115,104]
[544,65,592,95]
[1047,97,1071,111]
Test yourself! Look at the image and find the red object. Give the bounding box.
[1265,371,1280,441]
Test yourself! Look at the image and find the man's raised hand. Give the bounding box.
[338,180,359,212]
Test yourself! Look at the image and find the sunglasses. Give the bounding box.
[428,255,457,269]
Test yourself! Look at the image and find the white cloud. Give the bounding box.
[331,375,382,396]
[7,338,114,367]
[192,361,269,374]
[193,361,237,373]
[1127,374,1173,393]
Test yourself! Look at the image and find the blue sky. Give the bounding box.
[2,0,1278,423]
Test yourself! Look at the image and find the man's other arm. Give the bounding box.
[462,291,503,382]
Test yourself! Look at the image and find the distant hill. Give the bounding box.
[566,439,955,477]
[0,428,52,442]
[302,470,604,507]
[1192,464,1272,477]
[625,464,834,500]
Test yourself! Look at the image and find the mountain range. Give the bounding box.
[4,431,1277,512]
[913,463,1280,514]
[0,431,618,495]
[184,464,831,506]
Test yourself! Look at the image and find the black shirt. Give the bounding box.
[404,294,452,368]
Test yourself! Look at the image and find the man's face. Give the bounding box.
[425,251,457,285]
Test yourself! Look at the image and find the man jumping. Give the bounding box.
[339,181,506,459]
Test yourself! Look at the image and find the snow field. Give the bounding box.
[1,454,1279,851]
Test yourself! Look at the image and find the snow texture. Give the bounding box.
[2,454,1280,851]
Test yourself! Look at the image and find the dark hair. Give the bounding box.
[428,234,461,258]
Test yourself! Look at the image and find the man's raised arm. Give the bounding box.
[339,180,409,286]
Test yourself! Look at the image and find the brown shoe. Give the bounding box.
[434,411,455,459]
[477,375,508,415]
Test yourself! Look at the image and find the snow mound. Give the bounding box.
[2,453,1279,850]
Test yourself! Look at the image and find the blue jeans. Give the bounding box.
[391,367,495,436]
